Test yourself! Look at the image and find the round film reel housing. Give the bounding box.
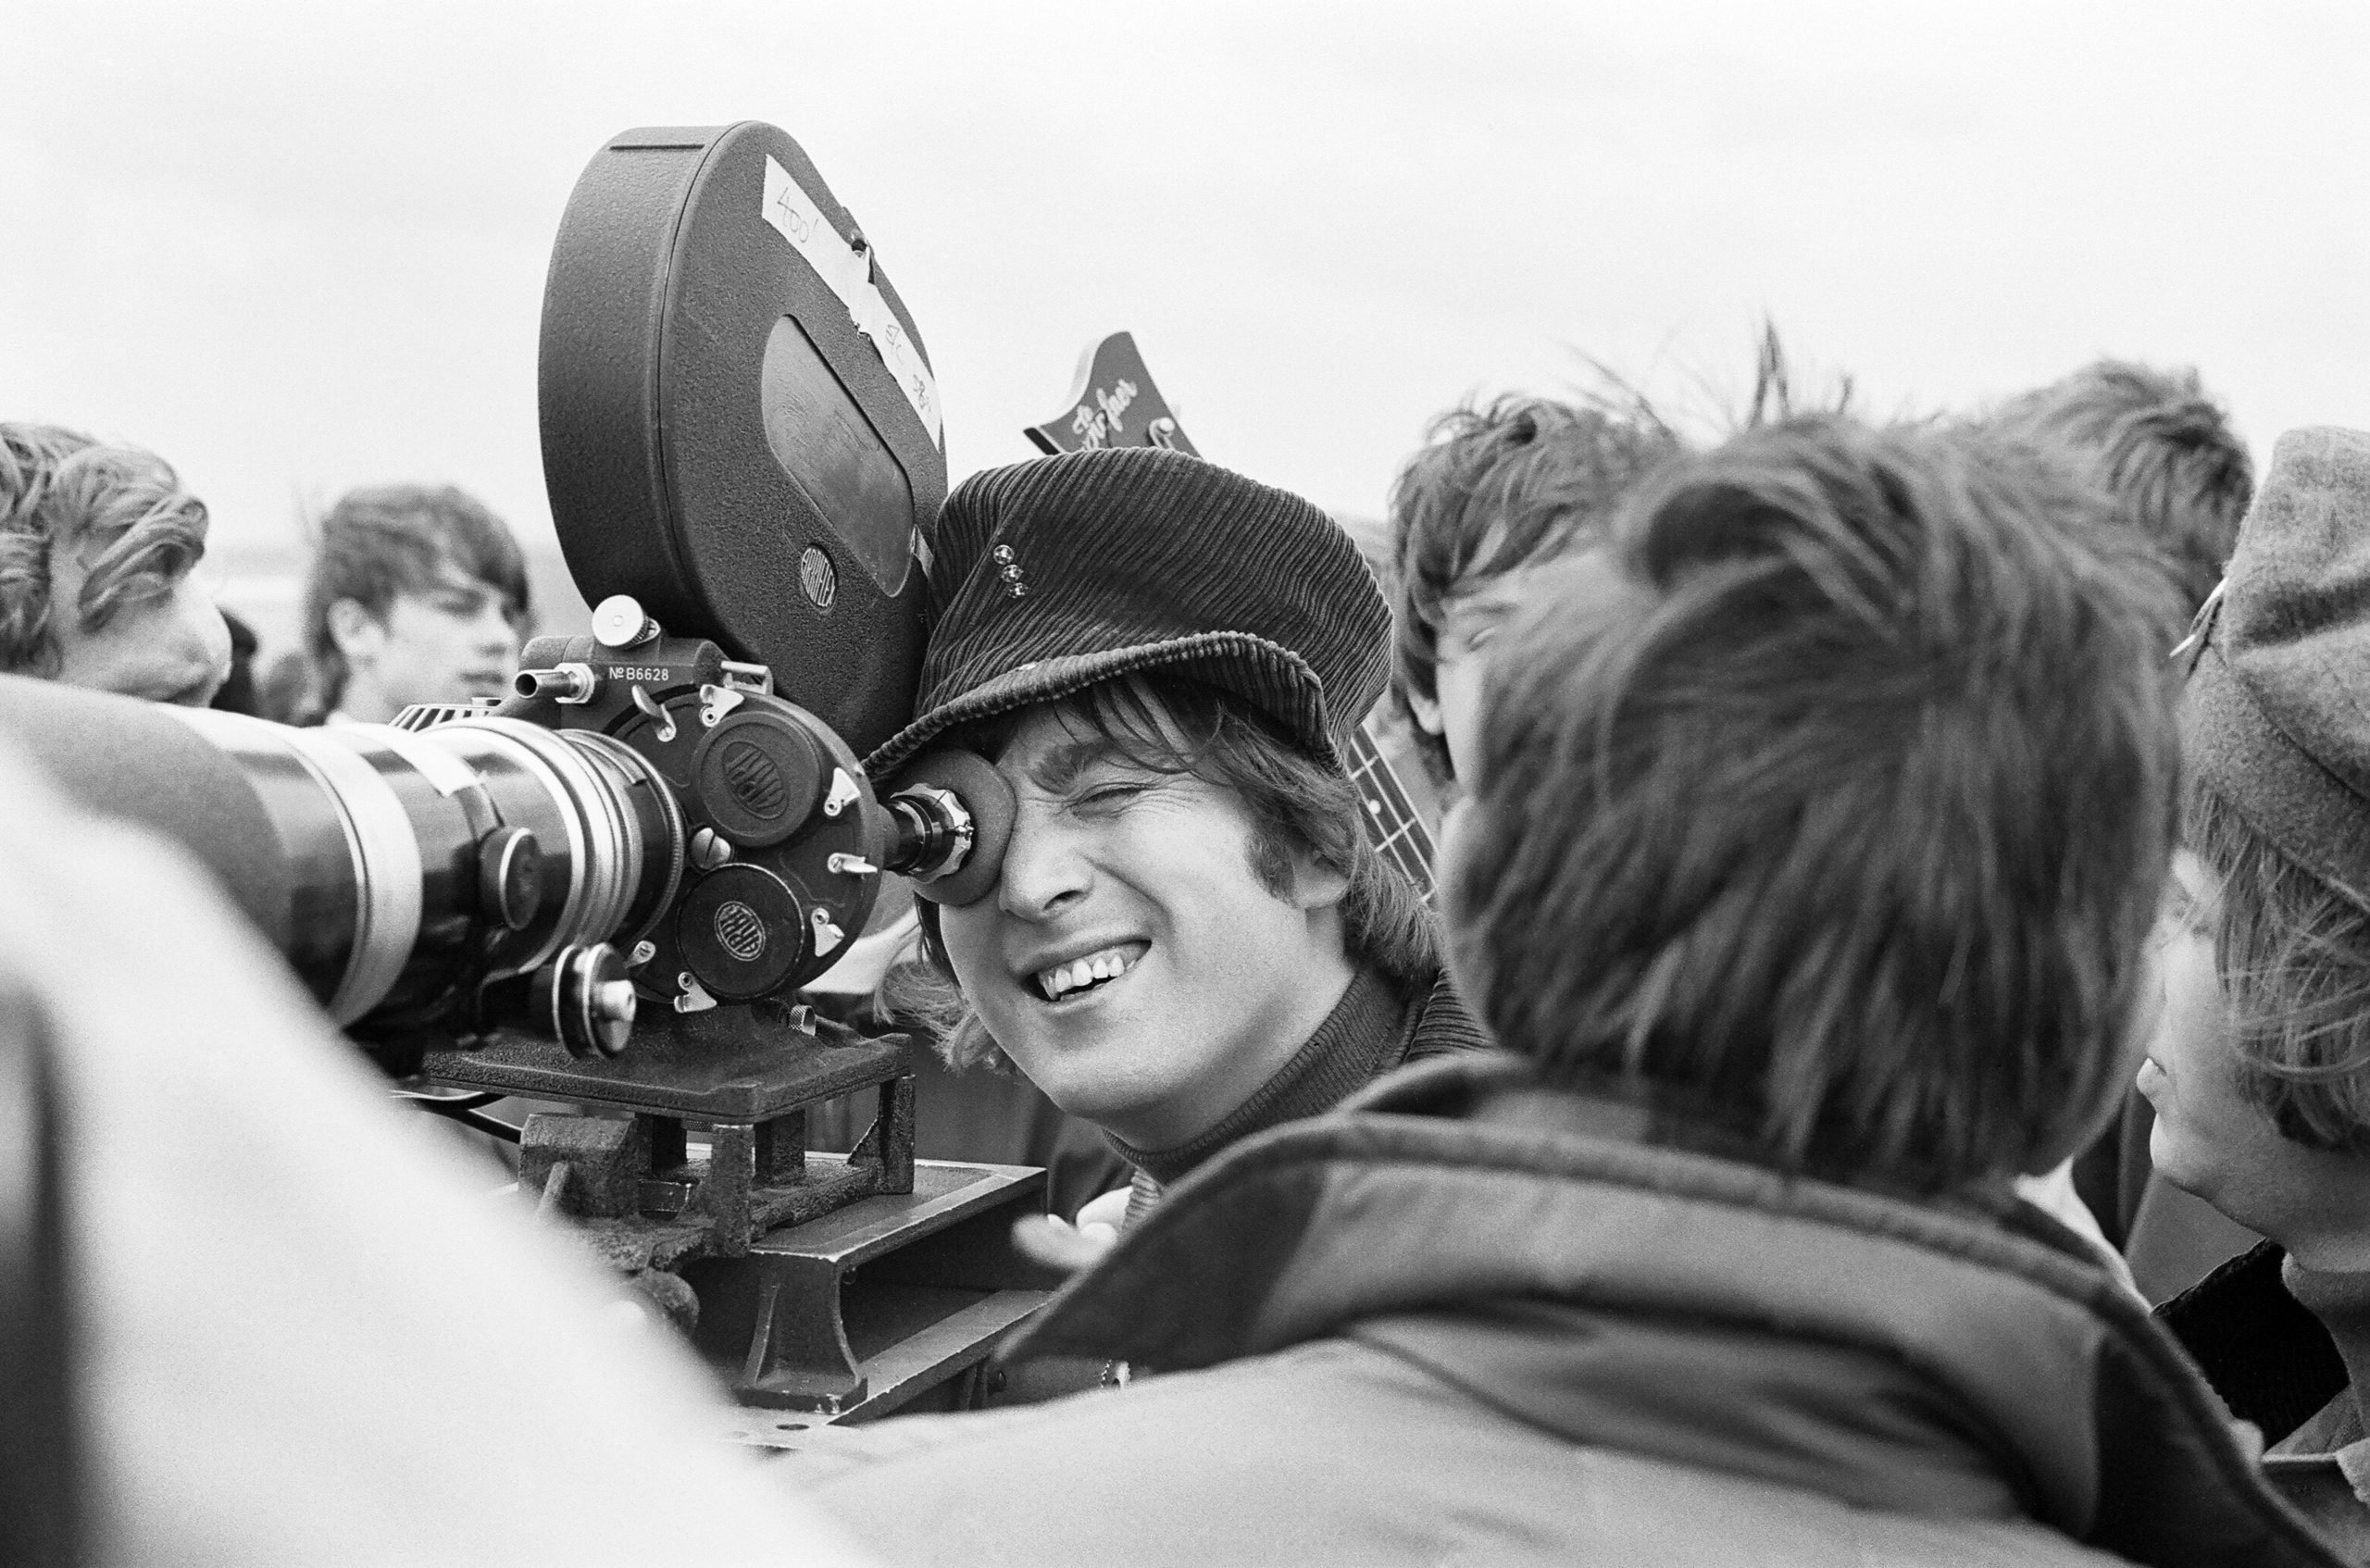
[675,864,807,1002]
[538,120,946,762]
[691,708,827,848]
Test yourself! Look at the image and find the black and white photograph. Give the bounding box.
[3,4,2367,1563]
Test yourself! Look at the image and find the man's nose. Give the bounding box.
[996,805,1091,921]
[474,603,521,654]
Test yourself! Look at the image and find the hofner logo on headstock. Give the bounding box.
[1070,377,1137,448]
[1025,331,1201,459]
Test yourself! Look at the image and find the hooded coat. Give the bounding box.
[797,1056,2339,1567]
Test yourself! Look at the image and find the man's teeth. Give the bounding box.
[1037,946,1141,1001]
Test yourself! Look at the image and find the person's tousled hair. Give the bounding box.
[296,484,530,720]
[903,671,1439,1071]
[1990,359,2252,616]
[1387,395,1681,780]
[0,423,210,677]
[2185,778,2370,1155]
[1447,415,2184,1190]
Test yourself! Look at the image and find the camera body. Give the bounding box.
[498,616,883,1022]
[0,119,1051,1416]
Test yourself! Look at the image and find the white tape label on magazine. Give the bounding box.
[761,154,942,449]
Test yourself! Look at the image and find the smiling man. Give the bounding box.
[867,445,1482,1246]
[0,422,233,707]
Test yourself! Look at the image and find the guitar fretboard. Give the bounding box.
[1348,723,1436,902]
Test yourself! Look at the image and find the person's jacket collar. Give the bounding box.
[1005,1053,2341,1568]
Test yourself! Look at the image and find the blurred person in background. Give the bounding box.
[1994,359,2262,1299]
[790,417,2328,1566]
[2146,426,2370,1557]
[1387,393,1680,786]
[286,483,530,726]
[207,606,266,716]
[1993,359,2255,616]
[0,421,231,706]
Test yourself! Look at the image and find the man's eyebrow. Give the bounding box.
[1028,737,1130,794]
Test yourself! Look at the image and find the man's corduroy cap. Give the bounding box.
[863,446,1389,781]
[2184,425,2370,902]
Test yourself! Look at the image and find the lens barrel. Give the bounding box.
[153,711,684,1030]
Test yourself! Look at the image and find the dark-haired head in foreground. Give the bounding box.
[795,417,2331,1568]
[1448,414,2182,1188]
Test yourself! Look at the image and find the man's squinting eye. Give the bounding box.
[1075,780,1151,811]
[2154,877,2212,943]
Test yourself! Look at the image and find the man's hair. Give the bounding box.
[2185,779,2370,1155]
[907,671,1439,1071]
[0,423,210,677]
[1991,360,2252,616]
[298,485,530,716]
[1387,396,1681,781]
[1447,416,2184,1190]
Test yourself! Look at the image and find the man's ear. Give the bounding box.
[324,599,384,663]
[1404,688,1445,737]
[1289,851,1353,913]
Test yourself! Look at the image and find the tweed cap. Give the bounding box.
[863,446,1388,781]
[2184,426,2370,903]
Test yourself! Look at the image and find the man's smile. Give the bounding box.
[1027,940,1150,1002]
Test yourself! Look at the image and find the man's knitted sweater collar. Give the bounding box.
[1107,964,1415,1188]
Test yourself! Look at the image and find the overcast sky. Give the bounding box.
[4,1,2364,572]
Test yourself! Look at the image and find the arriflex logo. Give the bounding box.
[800,545,838,610]
[714,902,767,964]
[721,740,787,818]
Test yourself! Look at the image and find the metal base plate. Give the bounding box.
[420,1009,908,1121]
[684,1156,1061,1421]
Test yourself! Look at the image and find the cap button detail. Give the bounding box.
[993,546,1029,598]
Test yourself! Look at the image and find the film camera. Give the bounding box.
[0,121,1056,1421]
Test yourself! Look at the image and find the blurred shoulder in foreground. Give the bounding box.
[0,736,875,1567]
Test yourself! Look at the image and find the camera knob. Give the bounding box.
[478,827,543,931]
[593,594,661,650]
[592,979,638,1028]
[534,943,636,1059]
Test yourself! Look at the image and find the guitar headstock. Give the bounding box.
[1024,331,1200,458]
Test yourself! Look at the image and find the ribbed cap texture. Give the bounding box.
[865,446,1388,780]
[2184,425,2370,902]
